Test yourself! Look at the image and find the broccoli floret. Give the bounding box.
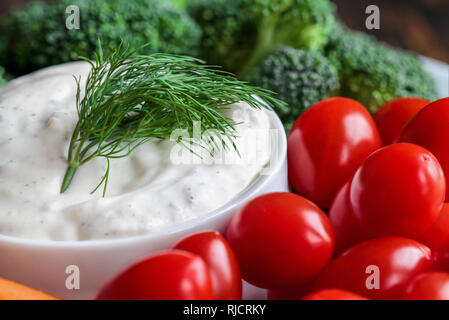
[325,25,438,113]
[0,0,201,75]
[251,46,339,130]
[188,0,337,79]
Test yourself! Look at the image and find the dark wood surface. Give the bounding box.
[331,0,449,63]
[1,0,448,63]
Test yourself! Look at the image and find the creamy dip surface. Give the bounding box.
[0,62,271,241]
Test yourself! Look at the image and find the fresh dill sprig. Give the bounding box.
[60,42,285,196]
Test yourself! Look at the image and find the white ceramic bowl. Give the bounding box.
[0,109,288,300]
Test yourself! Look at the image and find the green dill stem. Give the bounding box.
[60,165,78,194]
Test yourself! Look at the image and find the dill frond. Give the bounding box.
[60,42,285,195]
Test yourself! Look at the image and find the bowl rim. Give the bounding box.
[0,107,287,249]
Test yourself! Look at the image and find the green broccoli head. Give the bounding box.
[326,26,439,113]
[188,0,337,79]
[0,0,202,75]
[251,46,339,130]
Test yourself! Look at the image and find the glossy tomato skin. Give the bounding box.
[267,282,313,300]
[399,97,449,200]
[374,97,430,145]
[350,143,445,238]
[433,241,449,272]
[418,203,449,252]
[402,272,449,300]
[313,237,433,300]
[329,178,365,256]
[96,250,213,300]
[301,289,368,300]
[288,97,382,209]
[226,192,334,290]
[174,231,242,300]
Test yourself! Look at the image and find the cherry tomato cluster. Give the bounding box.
[97,96,449,300]
[97,231,242,300]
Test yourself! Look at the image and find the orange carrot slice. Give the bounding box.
[0,277,59,300]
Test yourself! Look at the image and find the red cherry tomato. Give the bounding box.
[301,288,368,300]
[96,250,213,300]
[329,177,365,255]
[402,272,449,300]
[374,97,429,145]
[433,241,449,272]
[226,192,334,290]
[267,282,313,300]
[418,203,449,252]
[288,97,382,209]
[350,143,445,238]
[313,237,433,300]
[399,97,449,200]
[174,231,242,300]
[330,145,445,253]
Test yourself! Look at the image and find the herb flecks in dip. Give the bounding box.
[0,62,271,241]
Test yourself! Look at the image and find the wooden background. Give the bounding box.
[331,0,449,63]
[1,0,449,63]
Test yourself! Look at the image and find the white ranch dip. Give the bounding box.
[0,62,271,241]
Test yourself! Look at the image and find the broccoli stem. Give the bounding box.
[237,15,279,80]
